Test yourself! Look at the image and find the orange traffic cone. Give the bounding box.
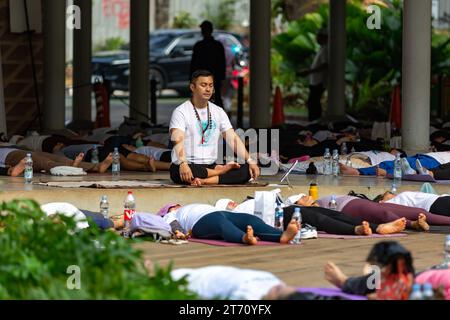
[389,85,401,129]
[272,86,285,126]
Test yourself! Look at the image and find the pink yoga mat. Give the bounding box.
[189,238,297,247]
[318,232,407,239]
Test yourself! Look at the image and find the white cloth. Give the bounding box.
[0,147,18,167]
[40,202,89,230]
[18,135,51,151]
[385,191,443,211]
[233,199,255,214]
[424,152,450,165]
[169,100,233,164]
[134,146,170,161]
[312,130,333,142]
[309,45,328,86]
[162,203,217,232]
[170,266,283,300]
[351,151,396,166]
[215,198,233,211]
[50,166,87,176]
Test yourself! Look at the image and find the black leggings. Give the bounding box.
[282,205,379,235]
[431,162,450,180]
[192,211,282,243]
[169,163,251,185]
[429,196,450,217]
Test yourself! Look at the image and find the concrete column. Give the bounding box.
[130,0,149,121]
[0,48,6,136]
[72,0,92,124]
[327,0,346,118]
[249,0,271,128]
[402,0,431,153]
[42,0,66,130]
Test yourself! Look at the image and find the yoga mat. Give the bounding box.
[318,231,407,239]
[35,180,268,189]
[188,238,295,247]
[386,174,450,184]
[297,288,367,300]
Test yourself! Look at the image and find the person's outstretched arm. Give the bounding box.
[170,128,194,183]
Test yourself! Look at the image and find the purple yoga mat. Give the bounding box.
[297,287,368,300]
[318,232,407,239]
[386,174,450,184]
[189,238,298,247]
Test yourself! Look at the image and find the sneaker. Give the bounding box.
[300,224,318,239]
[416,159,431,175]
[401,158,417,175]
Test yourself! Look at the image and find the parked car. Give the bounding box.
[91,29,248,96]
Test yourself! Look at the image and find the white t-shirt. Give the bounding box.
[233,199,255,215]
[169,100,233,164]
[163,203,218,232]
[171,266,283,300]
[40,202,89,230]
[18,135,51,151]
[134,146,170,161]
[352,151,396,166]
[385,191,443,211]
[309,45,328,86]
[0,147,18,167]
[424,152,450,165]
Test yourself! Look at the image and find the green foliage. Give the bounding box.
[94,37,126,52]
[272,0,450,117]
[0,199,197,300]
[203,0,237,31]
[172,11,196,29]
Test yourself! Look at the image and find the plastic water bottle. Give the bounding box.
[443,235,450,267]
[328,195,337,210]
[350,146,356,153]
[24,153,33,184]
[91,145,99,164]
[112,147,120,177]
[409,284,423,300]
[323,148,332,175]
[290,207,302,244]
[136,136,144,148]
[340,142,347,156]
[123,191,136,238]
[393,153,402,185]
[332,149,340,176]
[422,283,434,300]
[274,206,284,231]
[100,195,109,218]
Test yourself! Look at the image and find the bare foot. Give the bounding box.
[146,157,156,172]
[339,163,359,176]
[376,218,406,234]
[73,153,85,167]
[376,167,387,177]
[280,219,300,244]
[191,178,203,187]
[98,153,113,173]
[354,221,373,235]
[411,213,430,231]
[324,262,348,289]
[243,225,258,245]
[215,162,241,174]
[9,158,26,177]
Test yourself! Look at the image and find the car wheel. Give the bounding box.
[149,68,165,97]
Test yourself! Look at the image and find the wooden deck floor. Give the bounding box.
[134,232,446,287]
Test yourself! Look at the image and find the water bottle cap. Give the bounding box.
[114,147,118,151]
[101,195,108,200]
[26,153,31,157]
[412,283,421,290]
[128,191,132,194]
[423,283,432,290]
[294,207,301,213]
[446,235,450,240]
[331,195,336,200]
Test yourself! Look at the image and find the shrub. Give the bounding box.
[0,199,196,299]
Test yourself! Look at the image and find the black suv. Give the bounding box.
[92,29,248,96]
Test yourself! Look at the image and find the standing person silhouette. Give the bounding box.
[298,28,329,122]
[190,20,226,108]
